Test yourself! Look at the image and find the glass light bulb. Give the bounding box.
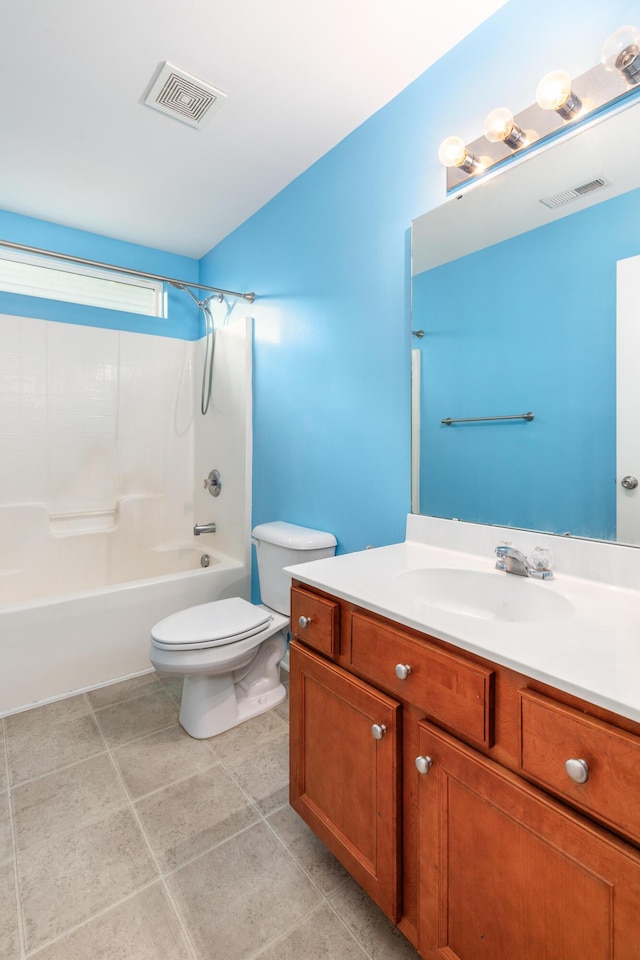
[601,25,640,81]
[438,136,467,168]
[483,107,515,143]
[536,70,573,111]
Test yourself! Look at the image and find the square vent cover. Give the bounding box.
[144,62,226,128]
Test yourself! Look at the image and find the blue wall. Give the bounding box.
[200,0,640,557]
[2,0,638,560]
[414,186,640,540]
[0,208,201,339]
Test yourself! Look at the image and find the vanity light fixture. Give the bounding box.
[483,107,528,149]
[439,24,640,192]
[438,136,484,174]
[536,70,583,120]
[602,25,640,85]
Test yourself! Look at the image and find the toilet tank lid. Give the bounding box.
[252,521,337,550]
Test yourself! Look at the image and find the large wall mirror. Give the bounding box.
[411,98,640,546]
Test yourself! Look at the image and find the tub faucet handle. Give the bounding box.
[204,469,222,497]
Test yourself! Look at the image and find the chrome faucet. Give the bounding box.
[193,522,217,536]
[494,544,553,580]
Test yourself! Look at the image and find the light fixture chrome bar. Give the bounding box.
[441,412,535,425]
[0,238,256,303]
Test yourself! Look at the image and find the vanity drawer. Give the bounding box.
[351,613,493,748]
[290,586,339,659]
[520,690,640,845]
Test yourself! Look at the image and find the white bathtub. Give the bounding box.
[0,550,250,716]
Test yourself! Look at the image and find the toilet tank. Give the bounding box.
[252,521,337,615]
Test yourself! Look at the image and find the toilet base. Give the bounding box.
[178,629,287,739]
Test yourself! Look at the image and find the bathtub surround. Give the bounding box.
[0,314,253,716]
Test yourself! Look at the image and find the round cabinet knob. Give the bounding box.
[565,758,589,784]
[371,723,387,741]
[298,616,312,629]
[395,664,412,681]
[415,755,433,775]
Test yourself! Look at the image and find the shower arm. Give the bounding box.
[0,238,256,304]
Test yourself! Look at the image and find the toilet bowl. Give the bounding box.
[149,521,336,738]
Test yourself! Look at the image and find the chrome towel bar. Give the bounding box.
[441,412,535,425]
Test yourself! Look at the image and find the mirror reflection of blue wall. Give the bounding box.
[413,185,640,540]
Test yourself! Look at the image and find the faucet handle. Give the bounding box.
[528,546,554,572]
[495,540,511,570]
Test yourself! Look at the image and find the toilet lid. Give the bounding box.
[151,597,272,649]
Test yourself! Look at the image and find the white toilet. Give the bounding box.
[149,521,336,738]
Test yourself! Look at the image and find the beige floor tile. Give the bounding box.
[0,722,7,794]
[253,903,368,960]
[5,696,90,737]
[0,859,20,959]
[157,675,184,705]
[267,805,350,895]
[0,789,13,862]
[19,807,158,952]
[207,710,287,764]
[167,821,320,960]
[224,730,289,814]
[28,883,192,960]
[329,876,422,960]
[94,688,179,747]
[274,691,289,723]
[113,723,218,799]
[135,766,259,870]
[13,753,128,852]
[87,673,161,709]
[6,704,105,786]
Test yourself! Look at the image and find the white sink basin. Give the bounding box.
[393,568,575,623]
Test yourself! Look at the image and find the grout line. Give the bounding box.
[20,879,163,959]
[2,717,28,959]
[8,746,108,791]
[6,678,393,960]
[241,901,330,960]
[89,694,201,960]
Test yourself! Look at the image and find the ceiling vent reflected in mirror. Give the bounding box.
[143,61,227,128]
[540,176,611,209]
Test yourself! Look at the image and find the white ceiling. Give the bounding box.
[0,0,507,258]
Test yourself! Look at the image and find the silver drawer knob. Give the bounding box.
[565,758,589,784]
[415,755,433,775]
[371,723,387,740]
[298,616,312,629]
[395,663,412,680]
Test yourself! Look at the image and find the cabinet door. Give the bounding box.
[416,720,640,960]
[290,639,401,921]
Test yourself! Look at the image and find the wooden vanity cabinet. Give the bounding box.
[289,640,401,919]
[289,581,640,959]
[417,720,640,960]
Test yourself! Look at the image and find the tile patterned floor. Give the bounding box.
[0,671,422,960]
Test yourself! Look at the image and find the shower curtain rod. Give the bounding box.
[0,238,256,304]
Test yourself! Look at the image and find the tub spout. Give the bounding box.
[193,522,217,536]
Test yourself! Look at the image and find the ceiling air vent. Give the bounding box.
[143,62,227,128]
[540,177,611,209]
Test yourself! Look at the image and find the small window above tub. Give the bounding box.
[0,249,167,317]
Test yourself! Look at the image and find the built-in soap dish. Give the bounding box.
[49,506,119,536]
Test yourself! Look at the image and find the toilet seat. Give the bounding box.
[151,597,272,652]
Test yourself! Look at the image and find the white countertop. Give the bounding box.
[286,517,640,724]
